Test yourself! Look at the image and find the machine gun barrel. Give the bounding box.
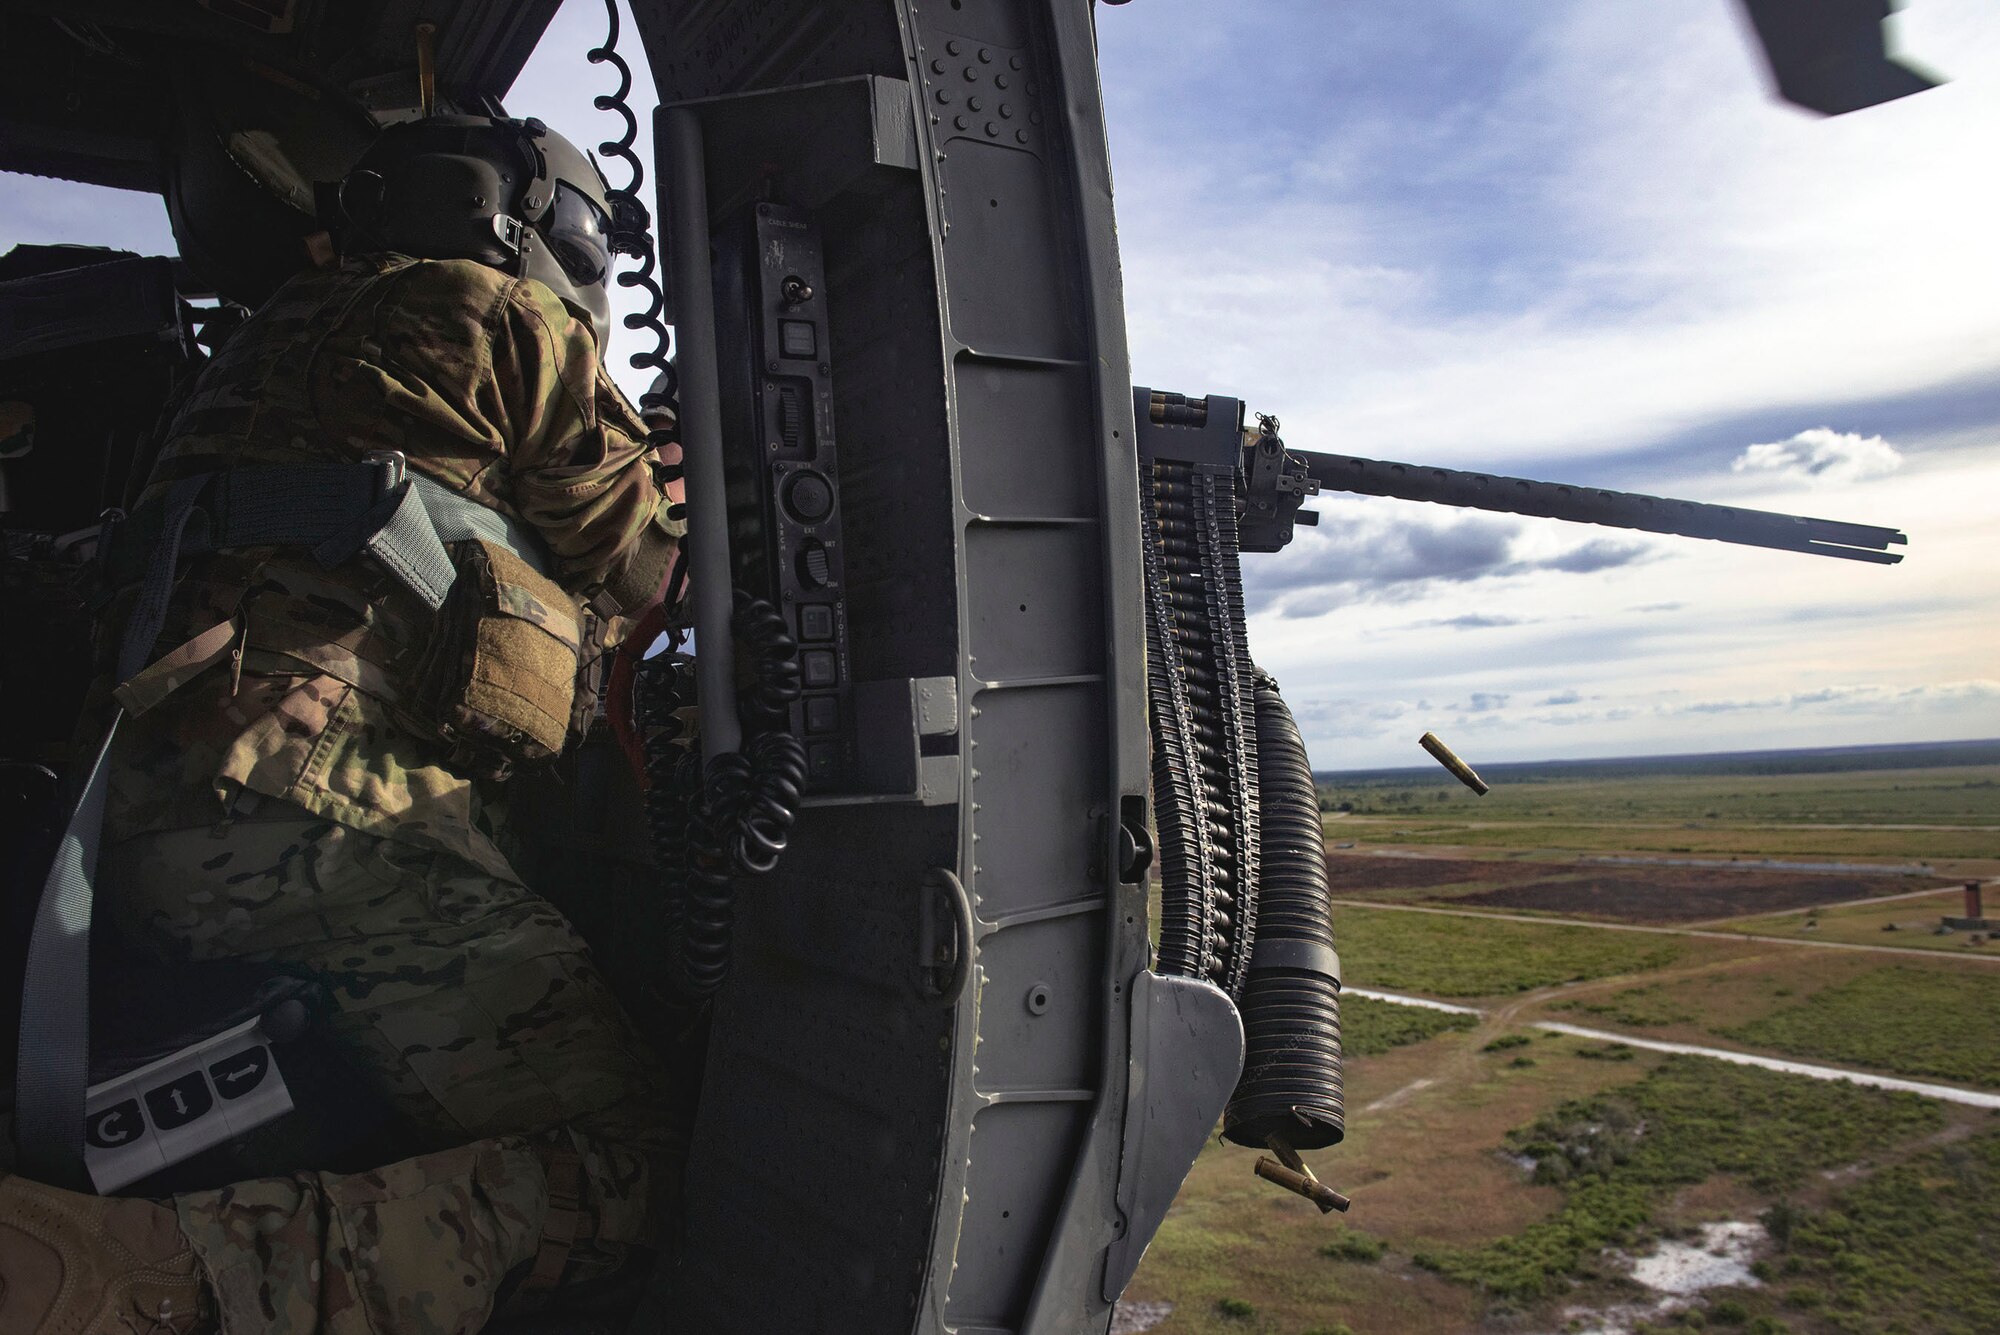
[1289,448,1906,564]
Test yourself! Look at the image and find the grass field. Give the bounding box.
[1721,965,2000,1087]
[1411,1055,1944,1300]
[1339,904,1686,996]
[1713,886,1997,953]
[1335,817,2000,863]
[1123,744,2000,1335]
[1342,994,1477,1055]
[1768,1124,2000,1334]
[1318,761,2000,827]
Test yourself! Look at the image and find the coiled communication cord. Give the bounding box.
[629,598,808,999]
[588,0,684,525]
[592,1,808,998]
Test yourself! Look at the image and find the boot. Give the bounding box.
[0,1174,213,1334]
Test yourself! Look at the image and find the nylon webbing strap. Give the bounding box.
[16,473,212,1186]
[104,463,556,609]
[13,716,118,1189]
[409,473,553,572]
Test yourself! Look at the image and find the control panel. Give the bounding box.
[715,202,856,790]
[82,1015,295,1193]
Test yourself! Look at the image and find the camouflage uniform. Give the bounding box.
[98,254,682,1334]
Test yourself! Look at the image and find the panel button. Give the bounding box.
[802,650,837,688]
[207,1046,272,1101]
[780,319,817,359]
[805,696,839,734]
[784,472,834,524]
[87,1099,145,1149]
[798,604,834,642]
[144,1072,214,1131]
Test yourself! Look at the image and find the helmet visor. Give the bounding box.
[544,182,612,286]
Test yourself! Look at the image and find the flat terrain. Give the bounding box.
[1122,746,2000,1335]
[1326,851,1948,922]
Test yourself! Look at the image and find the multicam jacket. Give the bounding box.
[102,254,679,878]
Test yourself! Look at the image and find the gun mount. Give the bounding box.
[1135,388,1909,564]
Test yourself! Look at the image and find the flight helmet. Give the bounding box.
[330,115,619,347]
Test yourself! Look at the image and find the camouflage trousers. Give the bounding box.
[102,805,679,1335]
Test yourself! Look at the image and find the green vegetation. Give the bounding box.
[1549,984,1694,1027]
[1722,965,2000,1087]
[1318,754,2000,826]
[1572,1041,1637,1061]
[1339,819,1997,861]
[1761,1127,2000,1334]
[1131,750,1998,1333]
[1714,889,1982,953]
[1343,994,1477,1055]
[1411,1055,1942,1300]
[1319,1230,1387,1263]
[1340,906,1681,996]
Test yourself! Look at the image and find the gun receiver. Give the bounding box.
[1135,388,1908,564]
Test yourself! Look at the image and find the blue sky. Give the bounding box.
[5,2,1995,771]
[1098,0,2000,770]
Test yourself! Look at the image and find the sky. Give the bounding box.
[5,2,1996,772]
[1093,0,2000,771]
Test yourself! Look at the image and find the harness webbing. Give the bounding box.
[12,459,553,1187]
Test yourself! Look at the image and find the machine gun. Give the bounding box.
[1136,388,1908,563]
[1120,383,1905,1225]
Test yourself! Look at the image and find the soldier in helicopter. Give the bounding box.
[0,115,686,1335]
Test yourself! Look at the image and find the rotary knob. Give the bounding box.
[798,539,833,588]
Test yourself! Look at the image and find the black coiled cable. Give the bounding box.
[634,598,808,1000]
[593,2,805,994]
[1221,668,1344,1151]
[589,0,685,526]
[588,0,674,386]
[632,652,709,998]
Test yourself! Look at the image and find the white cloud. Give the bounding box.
[1732,428,1904,485]
[1104,2,2000,469]
[1675,680,2000,718]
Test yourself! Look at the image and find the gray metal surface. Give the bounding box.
[1101,973,1244,1301]
[660,105,743,758]
[635,2,1163,1331]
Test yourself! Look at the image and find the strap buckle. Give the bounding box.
[492,213,526,254]
[365,449,408,497]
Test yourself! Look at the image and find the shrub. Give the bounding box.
[1216,1296,1254,1318]
[1724,966,2000,1087]
[1320,1230,1387,1263]
[1411,1056,1940,1300]
[1483,1033,1533,1052]
[1343,994,1477,1056]
[1339,908,1681,997]
[1575,1041,1636,1061]
[1761,1200,1801,1250]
